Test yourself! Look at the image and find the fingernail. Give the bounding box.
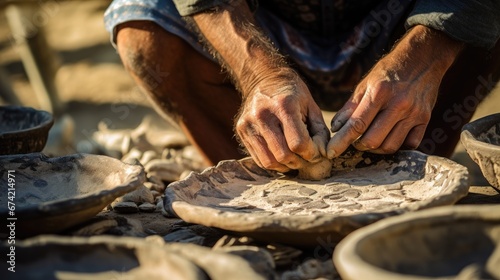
[327,149,336,159]
[354,141,369,151]
[330,120,341,132]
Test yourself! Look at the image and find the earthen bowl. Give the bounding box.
[165,150,470,247]
[334,205,500,280]
[1,235,272,280]
[0,106,54,155]
[461,113,500,188]
[0,153,145,238]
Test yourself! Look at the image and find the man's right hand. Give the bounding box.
[236,69,329,173]
[193,0,329,172]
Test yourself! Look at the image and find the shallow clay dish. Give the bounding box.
[334,205,500,280]
[165,150,469,246]
[0,153,145,238]
[1,235,270,280]
[461,113,500,188]
[0,105,54,155]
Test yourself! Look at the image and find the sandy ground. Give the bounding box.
[0,1,498,182]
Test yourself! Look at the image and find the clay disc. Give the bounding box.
[165,150,469,246]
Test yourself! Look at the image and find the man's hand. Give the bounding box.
[327,25,464,158]
[236,69,329,172]
[193,0,329,172]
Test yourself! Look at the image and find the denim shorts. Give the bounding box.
[104,0,413,110]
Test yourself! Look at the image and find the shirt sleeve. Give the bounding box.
[405,0,500,49]
[172,0,258,16]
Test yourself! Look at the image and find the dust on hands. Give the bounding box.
[326,26,464,158]
[235,70,330,173]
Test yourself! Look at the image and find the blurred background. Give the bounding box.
[0,0,498,185]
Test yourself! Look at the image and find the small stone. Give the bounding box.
[140,150,159,165]
[138,202,156,213]
[156,199,164,211]
[162,148,177,160]
[121,185,155,204]
[146,175,166,188]
[121,148,143,165]
[113,201,139,213]
[144,181,166,193]
[155,196,163,204]
[298,186,317,196]
[145,159,184,182]
[164,228,205,245]
[150,190,161,198]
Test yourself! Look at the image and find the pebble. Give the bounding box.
[150,190,161,198]
[112,201,139,213]
[121,185,155,204]
[121,148,143,165]
[145,159,184,182]
[140,150,160,165]
[144,181,165,193]
[146,175,166,188]
[138,202,156,213]
[164,228,205,245]
[156,199,164,212]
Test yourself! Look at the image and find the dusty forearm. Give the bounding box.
[391,25,464,78]
[192,0,293,97]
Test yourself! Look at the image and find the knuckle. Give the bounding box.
[288,138,308,154]
[393,97,412,111]
[369,80,392,95]
[349,118,368,135]
[235,119,250,134]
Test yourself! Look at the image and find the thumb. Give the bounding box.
[308,104,330,159]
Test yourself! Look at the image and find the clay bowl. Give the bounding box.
[1,235,271,280]
[0,106,54,155]
[165,150,470,247]
[334,205,500,280]
[461,113,500,188]
[0,153,145,238]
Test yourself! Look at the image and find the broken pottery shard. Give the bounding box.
[138,202,156,213]
[113,201,139,213]
[297,157,332,180]
[144,181,166,193]
[120,185,155,204]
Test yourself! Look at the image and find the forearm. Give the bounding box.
[192,0,293,98]
[391,25,464,78]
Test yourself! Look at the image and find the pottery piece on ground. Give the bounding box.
[3,234,276,280]
[164,228,206,245]
[145,159,185,182]
[461,113,500,188]
[138,202,157,213]
[0,153,145,238]
[214,235,303,268]
[164,150,469,246]
[280,258,340,280]
[167,242,275,280]
[0,105,54,155]
[70,216,146,237]
[334,205,500,280]
[112,201,139,214]
[1,235,207,280]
